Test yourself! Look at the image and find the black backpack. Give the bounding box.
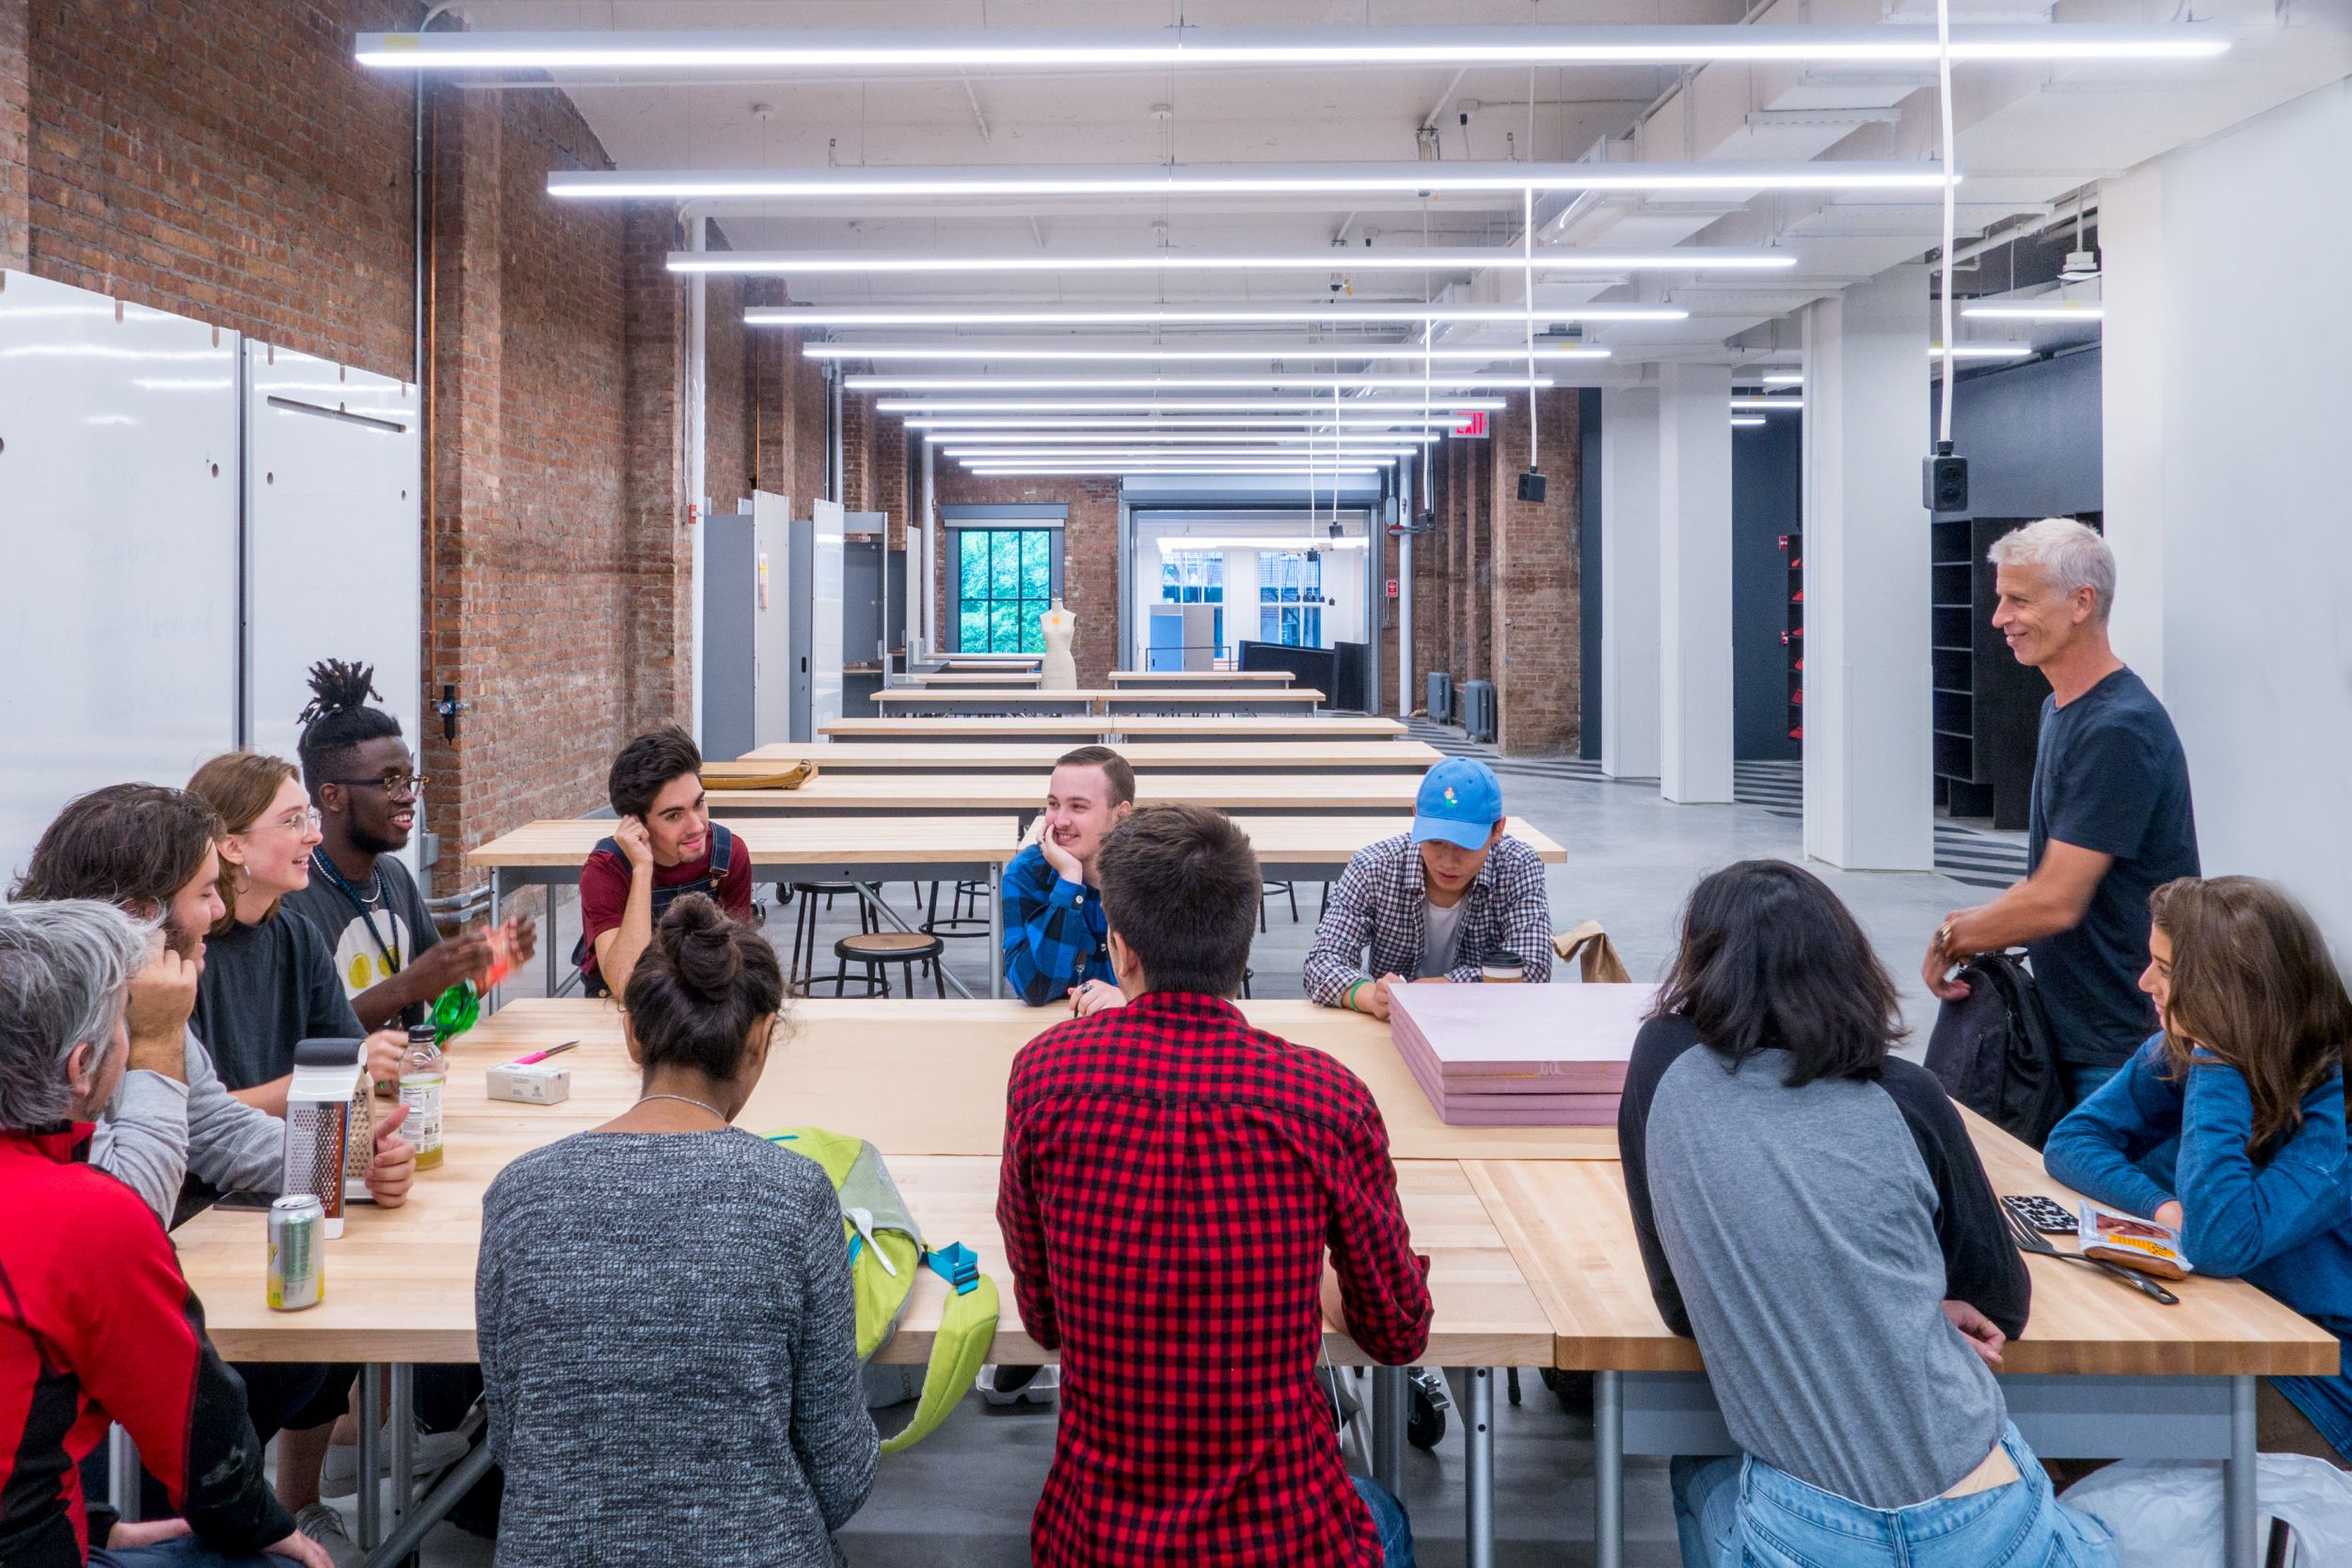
[1925,951,2068,1148]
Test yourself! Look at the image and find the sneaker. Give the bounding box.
[319,1424,471,1499]
[977,1363,1060,1408]
[294,1502,362,1568]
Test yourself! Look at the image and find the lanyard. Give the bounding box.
[311,848,401,974]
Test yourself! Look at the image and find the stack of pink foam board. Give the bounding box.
[1387,983,1657,1126]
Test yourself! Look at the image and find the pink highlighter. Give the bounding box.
[508,1039,580,1067]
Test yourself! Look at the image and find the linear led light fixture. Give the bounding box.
[849,375,1558,391]
[1929,344,2034,360]
[804,344,1614,361]
[362,26,2229,72]
[1731,418,1769,428]
[946,449,1422,461]
[1729,397,1804,411]
[562,162,1955,202]
[1960,302,2105,322]
[672,246,1793,275]
[905,417,1464,430]
[760,305,1677,326]
[927,432,1440,446]
[1160,537,1371,552]
[874,397,1508,414]
[1760,372,1804,385]
[971,469,1387,479]
[966,459,1389,471]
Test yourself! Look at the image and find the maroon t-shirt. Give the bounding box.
[576,837,755,984]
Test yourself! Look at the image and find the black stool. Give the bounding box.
[1260,880,1299,931]
[824,931,947,998]
[923,879,994,943]
[787,881,875,994]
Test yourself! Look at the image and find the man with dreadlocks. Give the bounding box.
[280,660,533,1033]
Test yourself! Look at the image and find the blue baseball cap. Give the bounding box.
[1410,758,1503,852]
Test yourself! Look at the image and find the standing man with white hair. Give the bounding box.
[1923,517,2201,1104]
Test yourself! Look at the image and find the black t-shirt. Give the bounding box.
[280,855,441,1030]
[2026,667,2201,1068]
[191,910,367,1091]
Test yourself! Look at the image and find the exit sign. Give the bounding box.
[1453,410,1489,438]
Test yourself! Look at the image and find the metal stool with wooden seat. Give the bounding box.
[824,930,947,998]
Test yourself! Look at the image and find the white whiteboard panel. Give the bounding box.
[810,498,846,734]
[243,344,421,872]
[0,271,239,891]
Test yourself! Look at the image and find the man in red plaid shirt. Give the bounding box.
[998,803,1435,1567]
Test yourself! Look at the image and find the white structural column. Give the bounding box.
[1597,387,1661,779]
[2097,162,2166,694]
[1800,261,1933,871]
[2097,79,2352,955]
[1657,364,1734,804]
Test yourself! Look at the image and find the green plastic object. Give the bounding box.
[427,981,482,1046]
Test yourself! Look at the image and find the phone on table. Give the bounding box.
[2001,1194,2077,1234]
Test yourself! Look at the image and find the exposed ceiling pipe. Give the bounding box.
[1947,191,2095,268]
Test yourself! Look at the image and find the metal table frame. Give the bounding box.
[487,859,1007,1000]
[1592,1369,2262,1568]
[341,1355,1496,1568]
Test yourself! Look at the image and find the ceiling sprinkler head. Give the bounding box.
[749,102,775,121]
[1148,103,1174,122]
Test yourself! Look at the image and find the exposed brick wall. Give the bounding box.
[1488,388,1582,754]
[0,0,27,270]
[701,260,755,513]
[25,0,416,377]
[931,470,1118,684]
[838,381,870,512]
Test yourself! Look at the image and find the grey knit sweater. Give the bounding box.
[477,1128,878,1568]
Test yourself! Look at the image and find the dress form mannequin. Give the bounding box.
[1039,598,1077,690]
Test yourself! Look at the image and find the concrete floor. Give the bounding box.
[367,728,2026,1565]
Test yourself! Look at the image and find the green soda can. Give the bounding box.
[267,1194,325,1310]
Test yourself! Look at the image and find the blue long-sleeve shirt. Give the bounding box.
[2045,1035,2352,1462]
[999,843,1114,1007]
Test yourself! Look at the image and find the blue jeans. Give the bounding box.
[1671,1423,2117,1568]
[90,1536,285,1568]
[1352,1475,1418,1568]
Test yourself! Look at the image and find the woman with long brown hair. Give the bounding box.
[2045,875,2352,1468]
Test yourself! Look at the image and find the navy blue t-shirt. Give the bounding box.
[2026,667,2200,1068]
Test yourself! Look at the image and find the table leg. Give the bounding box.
[485,873,502,1011]
[542,879,558,999]
[107,1425,142,1523]
[988,864,1003,998]
[2225,1374,2257,1568]
[1464,1366,1494,1568]
[1371,1365,1406,1495]
[1596,1370,1624,1568]
[388,1365,415,1558]
[357,1365,384,1549]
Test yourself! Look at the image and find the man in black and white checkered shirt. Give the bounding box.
[1303,758,1553,1018]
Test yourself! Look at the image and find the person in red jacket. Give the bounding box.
[0,899,330,1568]
[998,804,1434,1567]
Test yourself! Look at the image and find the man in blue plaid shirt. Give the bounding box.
[1304,757,1553,1017]
[1000,746,1136,1011]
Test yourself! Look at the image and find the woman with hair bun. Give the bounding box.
[475,895,876,1568]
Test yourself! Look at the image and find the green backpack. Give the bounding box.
[765,1126,1001,1454]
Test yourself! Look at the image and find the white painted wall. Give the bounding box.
[1658,364,1735,804]
[1800,263,1935,872]
[2100,77,2352,949]
[1599,387,1662,779]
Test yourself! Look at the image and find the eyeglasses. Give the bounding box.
[270,807,324,834]
[330,773,428,801]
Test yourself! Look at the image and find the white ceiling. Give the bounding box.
[438,0,2352,377]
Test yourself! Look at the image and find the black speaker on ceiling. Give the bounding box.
[1923,441,1970,514]
[1516,468,1548,503]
